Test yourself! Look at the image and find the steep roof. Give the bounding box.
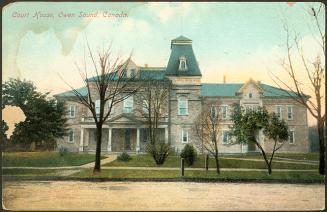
[165,35,202,77]
[201,83,301,98]
[139,67,166,80]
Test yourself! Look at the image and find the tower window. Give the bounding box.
[179,56,187,71]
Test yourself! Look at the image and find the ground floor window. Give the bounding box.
[68,130,74,143]
[222,130,230,144]
[289,130,295,144]
[182,129,188,143]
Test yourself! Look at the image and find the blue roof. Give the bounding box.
[139,68,166,80]
[201,83,300,97]
[55,87,88,97]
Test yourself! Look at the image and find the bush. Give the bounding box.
[58,146,68,156]
[180,144,197,166]
[146,142,171,165]
[117,152,132,162]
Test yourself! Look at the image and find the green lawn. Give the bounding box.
[2,152,104,167]
[71,169,324,183]
[224,153,319,161]
[2,168,60,176]
[105,154,318,169]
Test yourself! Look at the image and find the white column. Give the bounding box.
[107,128,112,152]
[79,127,84,152]
[165,127,168,144]
[136,128,140,152]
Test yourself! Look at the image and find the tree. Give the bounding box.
[135,79,171,165]
[1,120,9,144]
[194,102,223,174]
[63,42,138,173]
[263,113,289,174]
[270,3,325,174]
[2,78,68,150]
[230,105,289,175]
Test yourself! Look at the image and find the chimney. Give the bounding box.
[223,75,226,84]
[144,64,148,67]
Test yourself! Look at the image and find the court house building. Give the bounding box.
[55,36,309,154]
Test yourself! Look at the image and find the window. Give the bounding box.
[249,93,253,98]
[220,105,228,119]
[178,56,187,71]
[222,131,230,144]
[276,105,283,119]
[95,99,100,116]
[289,130,295,144]
[178,96,188,115]
[123,95,133,113]
[182,129,188,143]
[130,69,136,78]
[68,105,75,118]
[287,106,293,120]
[244,104,258,113]
[210,105,217,118]
[143,100,149,114]
[108,99,114,114]
[68,130,74,143]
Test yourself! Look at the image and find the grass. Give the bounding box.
[226,152,319,161]
[71,169,324,183]
[105,154,318,170]
[2,152,105,167]
[2,168,60,176]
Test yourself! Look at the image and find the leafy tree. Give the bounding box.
[263,113,289,174]
[180,144,197,166]
[230,105,289,174]
[1,120,9,144]
[2,78,68,150]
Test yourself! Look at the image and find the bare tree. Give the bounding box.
[135,79,171,165]
[194,102,223,174]
[270,4,325,174]
[62,41,138,173]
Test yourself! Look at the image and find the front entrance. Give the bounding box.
[112,129,136,152]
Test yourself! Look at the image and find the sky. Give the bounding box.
[2,2,325,126]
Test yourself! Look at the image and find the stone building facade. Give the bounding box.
[55,36,309,153]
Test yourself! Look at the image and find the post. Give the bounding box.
[164,127,168,144]
[205,154,209,171]
[136,128,140,152]
[79,127,84,152]
[107,128,112,152]
[181,158,185,176]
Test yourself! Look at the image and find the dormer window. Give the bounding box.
[179,56,187,71]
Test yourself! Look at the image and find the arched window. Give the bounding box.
[178,96,188,115]
[179,56,187,71]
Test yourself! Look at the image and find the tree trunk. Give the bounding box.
[214,155,220,174]
[317,118,325,175]
[93,125,102,173]
[267,163,272,175]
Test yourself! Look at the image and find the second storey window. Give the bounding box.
[68,105,75,118]
[210,105,217,118]
[276,105,283,119]
[178,96,188,115]
[95,99,100,116]
[143,100,149,114]
[123,95,133,113]
[287,106,293,120]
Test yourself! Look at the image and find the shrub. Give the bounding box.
[117,152,132,162]
[180,144,197,166]
[58,146,68,156]
[146,142,171,165]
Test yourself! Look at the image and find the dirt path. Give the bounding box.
[3,181,324,211]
